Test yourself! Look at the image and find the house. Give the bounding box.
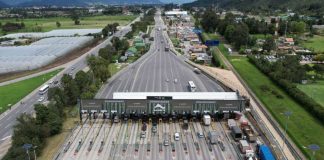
[284,38,294,45]
[125,47,137,57]
[134,37,144,44]
[135,42,146,49]
[120,56,127,62]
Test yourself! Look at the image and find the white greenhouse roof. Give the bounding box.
[113,92,240,100]
[2,29,101,39]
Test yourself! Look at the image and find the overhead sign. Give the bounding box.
[192,28,202,34]
[205,40,220,46]
[147,96,172,100]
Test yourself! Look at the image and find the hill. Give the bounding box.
[184,0,324,12]
[17,0,87,7]
[1,0,162,7]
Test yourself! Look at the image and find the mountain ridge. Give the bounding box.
[0,0,163,7]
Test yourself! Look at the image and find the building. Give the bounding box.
[284,38,294,45]
[165,10,188,17]
[79,92,246,120]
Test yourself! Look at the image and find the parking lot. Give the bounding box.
[58,114,243,160]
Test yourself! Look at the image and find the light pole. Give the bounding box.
[308,144,320,160]
[282,111,292,150]
[22,144,32,160]
[33,146,37,160]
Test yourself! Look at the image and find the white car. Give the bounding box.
[38,96,45,102]
[174,132,180,141]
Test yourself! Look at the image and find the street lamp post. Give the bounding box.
[282,111,292,150]
[308,144,320,160]
[33,146,37,160]
[22,144,32,160]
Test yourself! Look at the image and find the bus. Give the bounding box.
[39,84,49,95]
[188,81,196,92]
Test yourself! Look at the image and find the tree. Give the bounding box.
[232,23,249,49]
[224,25,235,43]
[56,21,61,28]
[99,44,116,62]
[200,8,219,33]
[75,71,91,91]
[70,12,80,25]
[61,74,80,105]
[313,54,324,62]
[291,21,306,34]
[263,36,276,52]
[313,64,324,77]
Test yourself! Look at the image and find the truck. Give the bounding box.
[239,140,250,154]
[183,120,189,130]
[242,125,257,142]
[258,145,275,160]
[203,115,211,125]
[207,131,218,144]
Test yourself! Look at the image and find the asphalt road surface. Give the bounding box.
[96,11,224,99]
[0,16,141,158]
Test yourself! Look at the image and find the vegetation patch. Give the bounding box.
[0,15,137,35]
[230,57,324,159]
[0,68,63,114]
[302,35,324,53]
[298,80,324,107]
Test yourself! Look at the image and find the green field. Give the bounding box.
[302,35,324,52]
[298,80,324,107]
[0,69,63,113]
[229,57,324,159]
[0,15,137,35]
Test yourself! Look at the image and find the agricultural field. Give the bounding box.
[0,15,137,35]
[229,56,324,159]
[302,35,324,52]
[298,80,324,107]
[0,68,63,114]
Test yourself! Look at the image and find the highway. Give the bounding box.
[0,16,141,158]
[96,11,224,99]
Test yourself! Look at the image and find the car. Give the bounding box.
[141,132,146,138]
[174,79,178,83]
[174,133,180,141]
[113,116,120,123]
[152,126,157,133]
[71,67,75,70]
[197,132,204,138]
[164,140,169,146]
[53,80,59,85]
[69,72,73,76]
[38,96,45,102]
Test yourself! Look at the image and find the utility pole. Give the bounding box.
[33,146,37,160]
[308,144,320,160]
[282,111,292,150]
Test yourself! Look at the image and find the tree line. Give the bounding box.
[125,8,156,39]
[248,55,324,123]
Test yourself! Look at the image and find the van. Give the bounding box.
[174,133,180,141]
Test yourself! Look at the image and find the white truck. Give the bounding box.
[203,115,211,125]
